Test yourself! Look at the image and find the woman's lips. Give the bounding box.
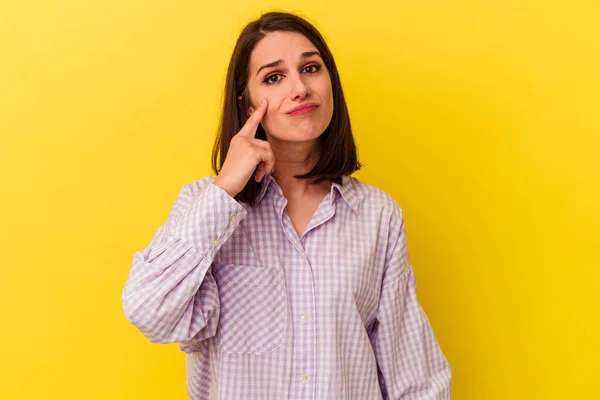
[288,104,318,116]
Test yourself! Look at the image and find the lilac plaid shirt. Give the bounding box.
[122,174,451,399]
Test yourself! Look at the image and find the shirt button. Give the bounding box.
[231,215,238,223]
[213,238,220,246]
[300,313,308,321]
[301,374,309,382]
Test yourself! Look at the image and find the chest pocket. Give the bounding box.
[212,262,285,355]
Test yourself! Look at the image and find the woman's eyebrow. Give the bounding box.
[256,51,322,76]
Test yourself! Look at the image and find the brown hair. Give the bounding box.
[211,11,361,206]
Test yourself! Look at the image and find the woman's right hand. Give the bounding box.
[212,99,275,198]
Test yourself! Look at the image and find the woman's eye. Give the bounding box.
[303,64,321,74]
[264,74,283,85]
[263,65,321,85]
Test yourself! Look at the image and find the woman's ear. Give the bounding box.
[238,94,255,117]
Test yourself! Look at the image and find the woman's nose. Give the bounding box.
[289,74,309,100]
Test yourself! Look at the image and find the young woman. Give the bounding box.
[123,11,451,399]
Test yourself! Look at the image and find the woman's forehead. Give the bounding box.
[250,31,319,70]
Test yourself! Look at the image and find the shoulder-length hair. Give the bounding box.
[211,11,361,206]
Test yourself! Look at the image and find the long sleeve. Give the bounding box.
[122,177,247,344]
[370,205,452,399]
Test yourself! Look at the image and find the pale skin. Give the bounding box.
[213,31,335,237]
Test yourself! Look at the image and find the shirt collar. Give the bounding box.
[254,173,276,205]
[254,174,363,214]
[331,175,363,214]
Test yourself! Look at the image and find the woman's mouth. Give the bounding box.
[287,103,318,116]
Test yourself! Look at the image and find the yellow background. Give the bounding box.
[1,0,599,399]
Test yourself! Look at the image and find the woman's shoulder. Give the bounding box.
[344,175,405,219]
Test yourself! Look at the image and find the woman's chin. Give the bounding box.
[282,134,322,144]
[267,129,324,143]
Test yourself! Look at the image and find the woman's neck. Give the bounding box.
[266,136,329,198]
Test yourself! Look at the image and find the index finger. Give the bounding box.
[238,99,268,137]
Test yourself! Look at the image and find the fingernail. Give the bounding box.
[261,99,267,105]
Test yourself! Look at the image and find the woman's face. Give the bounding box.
[245,31,334,143]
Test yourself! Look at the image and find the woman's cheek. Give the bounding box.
[263,99,278,122]
[263,114,278,134]
[261,110,283,136]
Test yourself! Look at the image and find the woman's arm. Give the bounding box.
[122,178,246,344]
[369,206,452,399]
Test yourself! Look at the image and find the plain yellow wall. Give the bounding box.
[1,0,599,399]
